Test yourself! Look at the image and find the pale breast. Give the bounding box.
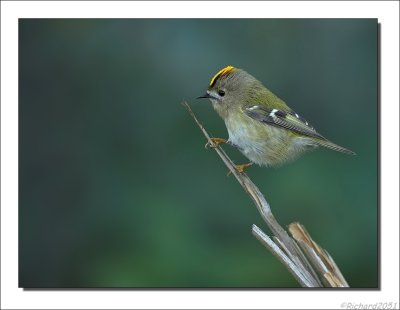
[225,114,274,166]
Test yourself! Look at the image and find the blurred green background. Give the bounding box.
[19,19,377,288]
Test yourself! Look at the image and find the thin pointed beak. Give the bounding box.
[197,93,212,99]
[197,90,214,99]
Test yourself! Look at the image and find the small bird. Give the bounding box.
[198,66,355,172]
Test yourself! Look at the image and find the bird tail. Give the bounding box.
[316,139,356,155]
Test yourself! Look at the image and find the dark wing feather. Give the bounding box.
[244,105,326,140]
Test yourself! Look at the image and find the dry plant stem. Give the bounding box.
[252,225,315,287]
[289,222,349,287]
[183,101,349,288]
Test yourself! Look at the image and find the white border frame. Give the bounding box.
[1,1,399,309]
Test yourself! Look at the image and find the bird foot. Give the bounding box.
[227,162,253,175]
[205,137,227,149]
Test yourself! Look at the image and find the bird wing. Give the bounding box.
[244,105,326,140]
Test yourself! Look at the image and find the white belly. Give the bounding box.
[227,127,265,164]
[225,117,315,167]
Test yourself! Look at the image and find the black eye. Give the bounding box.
[218,90,225,97]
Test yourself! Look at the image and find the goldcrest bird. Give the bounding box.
[198,65,355,171]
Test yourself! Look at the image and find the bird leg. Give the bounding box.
[227,162,254,175]
[205,137,227,149]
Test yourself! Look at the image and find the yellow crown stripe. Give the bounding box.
[209,65,235,87]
